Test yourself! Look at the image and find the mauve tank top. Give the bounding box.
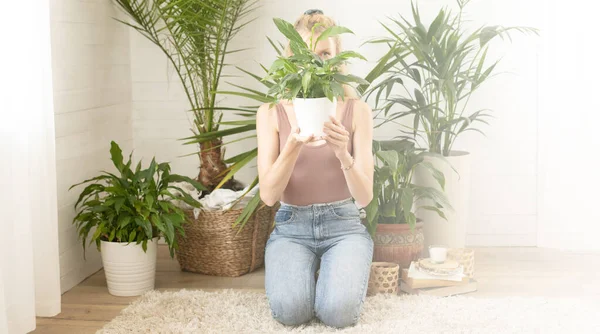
[276,99,355,206]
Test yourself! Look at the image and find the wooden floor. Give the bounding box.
[33,246,600,333]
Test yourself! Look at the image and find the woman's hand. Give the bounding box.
[323,115,350,158]
[286,126,316,148]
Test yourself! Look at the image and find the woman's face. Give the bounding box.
[301,32,337,60]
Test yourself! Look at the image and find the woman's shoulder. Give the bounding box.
[257,102,284,119]
[347,98,372,119]
[347,99,372,132]
[257,102,277,125]
[257,102,284,132]
[258,101,279,111]
[349,98,370,110]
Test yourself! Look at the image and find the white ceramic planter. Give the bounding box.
[100,237,158,296]
[413,151,471,254]
[292,97,337,137]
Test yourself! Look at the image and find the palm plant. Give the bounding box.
[179,43,278,231]
[360,0,539,155]
[112,0,257,192]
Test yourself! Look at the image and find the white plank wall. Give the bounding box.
[50,0,134,293]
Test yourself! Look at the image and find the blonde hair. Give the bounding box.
[284,11,358,99]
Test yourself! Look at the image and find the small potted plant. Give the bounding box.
[364,139,451,268]
[264,18,369,137]
[69,141,205,296]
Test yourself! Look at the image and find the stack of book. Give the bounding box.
[399,258,477,296]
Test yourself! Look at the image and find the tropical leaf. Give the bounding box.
[273,17,308,47]
[315,26,354,45]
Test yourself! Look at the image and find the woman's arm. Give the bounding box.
[336,100,374,208]
[256,103,306,206]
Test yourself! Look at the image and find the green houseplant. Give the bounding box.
[264,18,369,102]
[262,18,369,137]
[69,141,205,296]
[362,0,539,155]
[361,0,538,249]
[365,139,450,267]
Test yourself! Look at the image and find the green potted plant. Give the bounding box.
[263,18,369,137]
[361,0,538,249]
[364,139,451,268]
[69,141,205,296]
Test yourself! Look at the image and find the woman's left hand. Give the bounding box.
[323,115,350,159]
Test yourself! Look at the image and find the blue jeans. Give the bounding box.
[264,197,374,328]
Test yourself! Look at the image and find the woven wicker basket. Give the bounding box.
[447,248,475,278]
[174,203,278,277]
[367,262,400,296]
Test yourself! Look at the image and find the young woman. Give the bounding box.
[256,9,375,329]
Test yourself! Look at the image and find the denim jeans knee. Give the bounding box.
[265,197,374,328]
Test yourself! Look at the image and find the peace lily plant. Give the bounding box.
[263,18,369,137]
[69,141,205,295]
[264,18,369,102]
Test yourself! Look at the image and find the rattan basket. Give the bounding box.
[447,248,475,278]
[174,203,277,277]
[367,262,400,296]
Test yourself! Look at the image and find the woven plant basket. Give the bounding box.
[366,262,400,296]
[447,248,475,278]
[175,202,278,277]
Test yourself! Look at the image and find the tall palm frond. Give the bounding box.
[112,0,258,190]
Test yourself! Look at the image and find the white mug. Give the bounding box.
[428,245,448,264]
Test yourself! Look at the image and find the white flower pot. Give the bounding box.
[100,237,158,296]
[413,151,471,254]
[292,97,337,137]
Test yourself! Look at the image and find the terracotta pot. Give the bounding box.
[371,221,424,269]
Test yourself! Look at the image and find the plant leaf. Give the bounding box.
[315,26,354,45]
[273,18,308,48]
[110,141,124,173]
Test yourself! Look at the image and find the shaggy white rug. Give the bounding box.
[97,289,600,334]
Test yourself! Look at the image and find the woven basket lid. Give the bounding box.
[418,258,459,270]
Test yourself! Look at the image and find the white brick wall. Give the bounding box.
[50,0,133,293]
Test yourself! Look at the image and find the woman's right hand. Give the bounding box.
[287,126,316,147]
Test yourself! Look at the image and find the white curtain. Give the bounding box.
[0,1,62,333]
